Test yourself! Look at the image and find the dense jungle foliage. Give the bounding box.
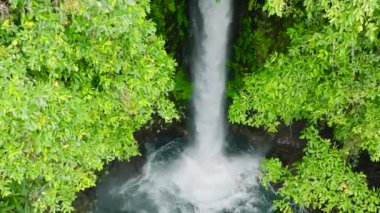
[149,0,192,102]
[229,0,380,212]
[0,0,178,211]
[0,0,379,212]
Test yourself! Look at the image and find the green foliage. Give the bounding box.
[149,0,188,56]
[228,7,289,98]
[0,0,177,211]
[230,0,380,160]
[229,0,380,211]
[263,0,286,17]
[172,68,192,101]
[262,127,380,212]
[149,0,192,102]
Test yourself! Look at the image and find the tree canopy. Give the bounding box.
[1,0,379,212]
[229,0,380,211]
[0,0,177,211]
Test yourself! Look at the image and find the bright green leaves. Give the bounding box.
[293,0,379,41]
[227,13,289,101]
[264,0,380,42]
[230,0,380,160]
[0,80,140,212]
[148,0,191,102]
[230,1,380,212]
[261,158,289,187]
[337,102,380,162]
[263,0,286,17]
[0,0,177,211]
[262,127,380,212]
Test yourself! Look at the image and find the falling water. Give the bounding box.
[92,1,274,212]
[192,0,230,158]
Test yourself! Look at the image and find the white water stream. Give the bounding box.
[93,1,273,212]
[169,0,264,211]
[192,0,230,158]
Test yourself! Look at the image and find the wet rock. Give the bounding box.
[229,121,307,166]
[354,152,380,188]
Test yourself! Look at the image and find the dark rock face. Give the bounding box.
[229,121,307,166]
[133,118,188,156]
[354,152,380,188]
[267,122,307,165]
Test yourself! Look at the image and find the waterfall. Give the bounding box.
[192,0,231,158]
[93,1,274,212]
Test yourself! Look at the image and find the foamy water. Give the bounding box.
[113,139,269,213]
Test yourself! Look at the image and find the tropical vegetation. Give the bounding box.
[0,0,379,212]
[0,0,177,211]
[229,0,380,212]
